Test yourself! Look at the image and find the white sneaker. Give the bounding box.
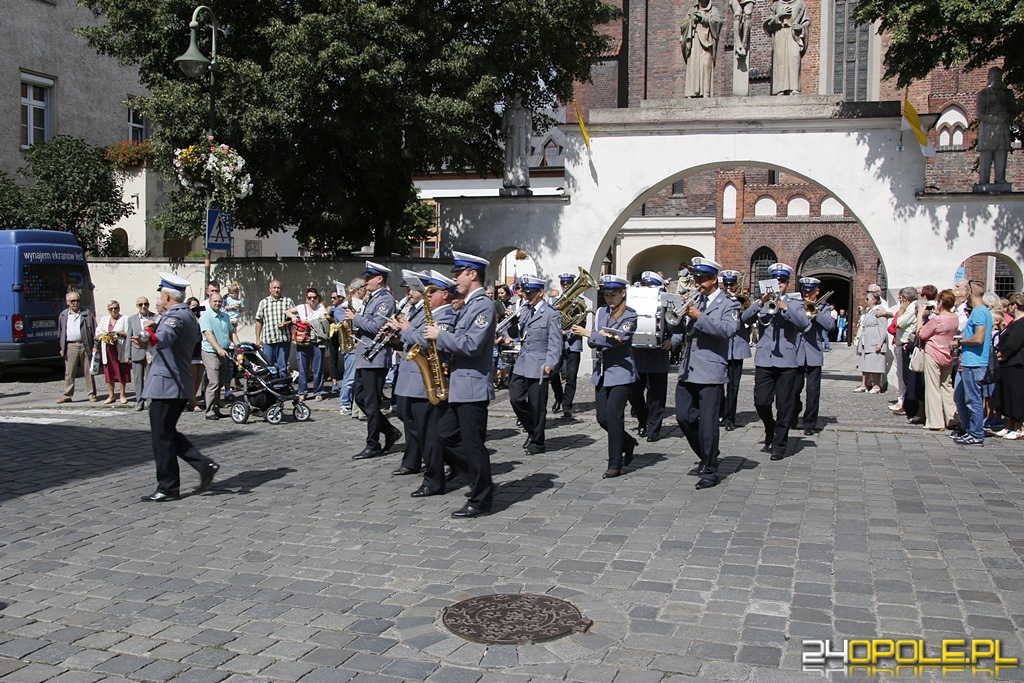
[1004,431,1021,440]
[339,406,352,415]
[888,403,903,412]
[995,428,1010,437]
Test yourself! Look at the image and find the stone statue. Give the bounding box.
[729,0,754,59]
[975,66,1017,191]
[501,94,532,196]
[764,0,810,95]
[680,0,724,98]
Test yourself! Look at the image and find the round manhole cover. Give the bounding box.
[442,593,592,645]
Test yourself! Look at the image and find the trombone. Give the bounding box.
[805,290,834,318]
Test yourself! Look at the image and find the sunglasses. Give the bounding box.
[67,299,81,303]
[137,303,149,307]
[307,295,318,300]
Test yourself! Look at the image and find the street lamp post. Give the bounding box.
[175,5,220,289]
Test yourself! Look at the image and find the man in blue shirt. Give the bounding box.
[200,292,240,420]
[951,280,992,445]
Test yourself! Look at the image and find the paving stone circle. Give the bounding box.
[442,593,593,645]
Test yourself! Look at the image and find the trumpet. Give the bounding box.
[764,293,781,315]
[495,306,520,336]
[805,291,834,317]
[665,290,702,327]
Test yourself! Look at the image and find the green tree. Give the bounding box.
[79,0,620,256]
[854,0,1024,93]
[0,136,132,250]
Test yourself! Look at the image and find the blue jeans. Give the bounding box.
[263,341,291,374]
[953,365,985,439]
[339,351,357,409]
[296,344,324,397]
[821,328,831,351]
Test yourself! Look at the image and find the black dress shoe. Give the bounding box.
[525,444,546,455]
[760,444,772,454]
[522,436,532,450]
[352,446,384,460]
[724,422,735,432]
[646,432,660,443]
[637,426,648,437]
[204,413,220,421]
[552,401,562,413]
[392,467,421,476]
[623,437,638,466]
[140,491,179,502]
[383,428,402,453]
[602,469,621,478]
[695,478,719,490]
[515,418,522,427]
[802,428,815,436]
[770,452,784,461]
[411,486,441,497]
[563,409,573,419]
[195,463,219,493]
[451,504,490,518]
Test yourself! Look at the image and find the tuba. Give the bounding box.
[805,290,834,318]
[552,267,597,330]
[406,296,448,405]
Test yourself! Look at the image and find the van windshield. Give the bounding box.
[22,263,93,309]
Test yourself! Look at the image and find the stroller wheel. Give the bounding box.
[265,404,284,425]
[294,402,312,422]
[230,401,250,424]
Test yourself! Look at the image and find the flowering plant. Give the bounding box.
[96,331,117,345]
[104,140,155,169]
[173,137,252,207]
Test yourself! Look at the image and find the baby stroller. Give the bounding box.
[229,342,312,425]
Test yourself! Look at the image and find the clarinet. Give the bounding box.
[362,299,414,362]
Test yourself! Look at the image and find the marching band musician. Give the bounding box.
[741,263,811,461]
[794,277,835,436]
[508,275,563,455]
[391,270,427,476]
[719,270,751,431]
[630,271,672,442]
[571,275,639,479]
[424,251,497,518]
[392,270,458,497]
[347,261,402,460]
[550,272,584,419]
[672,258,741,490]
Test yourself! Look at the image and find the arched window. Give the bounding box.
[936,105,968,150]
[754,196,777,217]
[820,197,844,216]
[750,247,777,296]
[722,183,737,220]
[787,196,810,216]
[542,139,560,167]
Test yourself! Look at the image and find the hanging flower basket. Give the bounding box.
[173,137,252,208]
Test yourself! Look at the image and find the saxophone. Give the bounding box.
[406,296,448,405]
[337,298,356,353]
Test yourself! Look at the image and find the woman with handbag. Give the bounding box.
[856,292,888,393]
[286,288,328,401]
[96,300,132,404]
[917,289,959,431]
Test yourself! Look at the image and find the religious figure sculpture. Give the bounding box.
[975,66,1017,191]
[501,94,532,196]
[763,0,810,95]
[680,0,723,98]
[729,0,754,59]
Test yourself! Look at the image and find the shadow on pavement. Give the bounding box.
[545,434,596,451]
[0,422,249,503]
[493,472,558,512]
[717,455,760,477]
[203,467,297,495]
[487,428,522,442]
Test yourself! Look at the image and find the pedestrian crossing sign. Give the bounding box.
[206,209,232,251]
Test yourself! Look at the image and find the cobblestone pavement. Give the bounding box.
[2,346,1024,682]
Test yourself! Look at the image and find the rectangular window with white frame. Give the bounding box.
[128,107,149,142]
[20,73,55,148]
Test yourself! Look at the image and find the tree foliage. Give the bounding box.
[0,136,133,251]
[79,0,621,256]
[855,0,1024,93]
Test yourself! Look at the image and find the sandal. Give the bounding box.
[119,397,128,404]
[103,397,115,404]
[853,387,867,393]
[868,387,882,394]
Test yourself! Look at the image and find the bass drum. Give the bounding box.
[500,341,522,370]
[626,285,664,348]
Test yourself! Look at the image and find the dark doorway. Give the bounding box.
[817,275,851,341]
